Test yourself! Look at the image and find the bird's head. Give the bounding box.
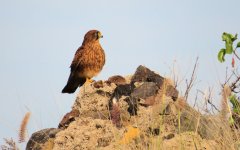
[83,30,103,44]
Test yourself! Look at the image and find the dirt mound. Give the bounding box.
[26,65,240,150]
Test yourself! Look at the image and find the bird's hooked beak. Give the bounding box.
[98,32,103,39]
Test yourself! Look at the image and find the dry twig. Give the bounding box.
[184,57,199,101]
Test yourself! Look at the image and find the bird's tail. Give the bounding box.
[62,73,86,94]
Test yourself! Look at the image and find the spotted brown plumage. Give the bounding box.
[62,30,105,93]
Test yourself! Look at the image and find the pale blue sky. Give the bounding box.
[0,0,240,147]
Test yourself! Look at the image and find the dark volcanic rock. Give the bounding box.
[109,84,135,113]
[109,65,179,117]
[131,82,159,99]
[131,65,164,88]
[131,65,178,100]
[112,84,134,99]
[26,128,61,150]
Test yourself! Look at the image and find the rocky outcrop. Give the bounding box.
[27,65,228,150]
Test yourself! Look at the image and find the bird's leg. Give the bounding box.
[86,78,94,84]
[83,78,93,95]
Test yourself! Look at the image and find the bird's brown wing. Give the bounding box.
[62,46,86,93]
[70,46,85,72]
[70,45,102,74]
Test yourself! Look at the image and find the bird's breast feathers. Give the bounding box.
[72,44,105,79]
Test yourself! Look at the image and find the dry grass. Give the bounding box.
[18,112,31,143]
[1,138,19,150]
[221,85,232,118]
[1,112,31,149]
[141,64,240,149]
[110,75,240,149]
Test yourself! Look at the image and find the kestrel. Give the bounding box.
[62,30,105,93]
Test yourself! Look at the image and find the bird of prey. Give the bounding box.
[62,30,105,93]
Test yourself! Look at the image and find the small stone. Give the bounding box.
[93,80,104,88]
[105,75,126,86]
[97,137,111,147]
[163,133,175,140]
[58,109,80,129]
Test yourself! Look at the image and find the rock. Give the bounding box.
[109,66,179,117]
[125,97,138,116]
[109,84,135,115]
[131,65,178,101]
[129,82,159,108]
[131,65,164,88]
[140,95,156,106]
[26,128,61,150]
[53,118,120,150]
[58,109,80,129]
[131,82,159,99]
[112,84,134,99]
[105,75,126,86]
[163,133,175,140]
[25,65,235,150]
[110,100,121,127]
[93,80,104,88]
[165,85,178,101]
[72,83,114,119]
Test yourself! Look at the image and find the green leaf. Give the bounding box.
[232,34,238,42]
[222,32,232,41]
[218,49,226,62]
[237,41,240,48]
[222,32,230,41]
[221,33,234,54]
[222,32,237,43]
[225,42,233,54]
[218,49,225,62]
